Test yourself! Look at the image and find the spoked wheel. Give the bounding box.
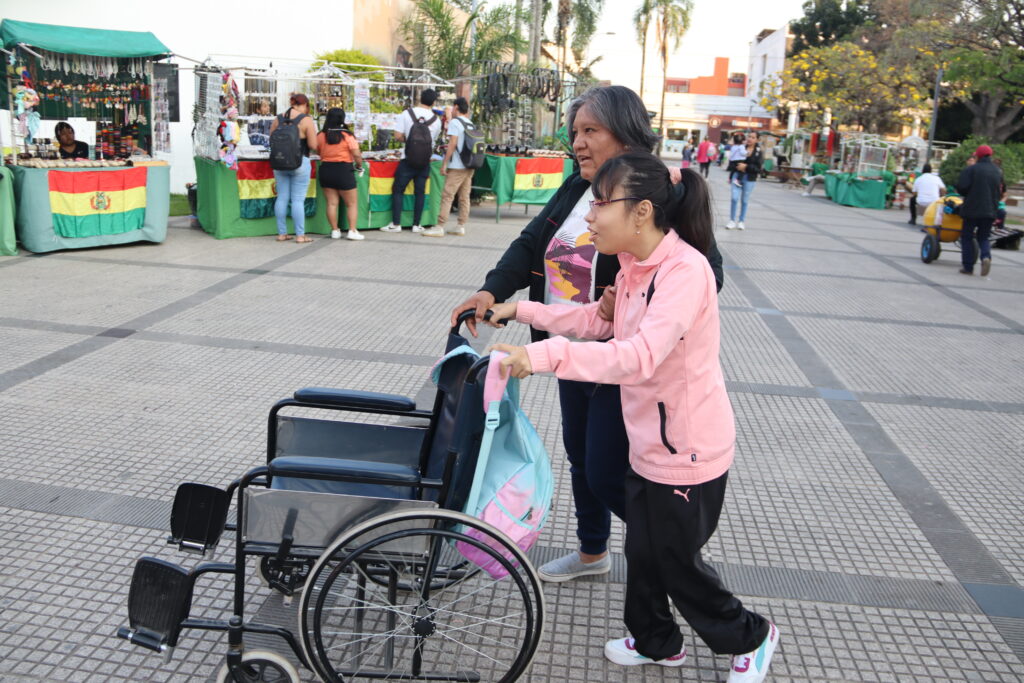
[215,650,301,683]
[299,509,544,682]
[363,540,481,593]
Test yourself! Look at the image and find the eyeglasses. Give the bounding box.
[589,197,641,210]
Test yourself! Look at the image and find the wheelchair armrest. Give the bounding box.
[293,387,417,413]
[268,455,420,485]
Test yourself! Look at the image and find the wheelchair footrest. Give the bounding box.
[169,482,231,554]
[123,557,194,649]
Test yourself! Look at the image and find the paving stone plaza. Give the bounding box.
[1,165,1022,682]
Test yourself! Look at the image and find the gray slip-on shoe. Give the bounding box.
[537,551,611,583]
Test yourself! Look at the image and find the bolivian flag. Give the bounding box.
[237,161,316,220]
[368,161,432,212]
[512,158,564,203]
[48,168,147,238]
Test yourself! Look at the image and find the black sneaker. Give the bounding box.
[959,268,973,275]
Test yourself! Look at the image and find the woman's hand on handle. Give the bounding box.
[450,291,496,338]
[488,343,533,379]
[484,302,518,328]
[597,285,616,322]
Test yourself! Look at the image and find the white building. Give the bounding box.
[747,24,792,101]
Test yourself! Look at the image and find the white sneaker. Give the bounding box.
[446,226,466,236]
[411,225,425,233]
[737,221,746,230]
[801,192,810,197]
[727,622,779,683]
[537,551,610,582]
[379,224,401,233]
[604,637,686,667]
[346,230,365,241]
[726,220,737,229]
[330,229,341,240]
[421,226,445,237]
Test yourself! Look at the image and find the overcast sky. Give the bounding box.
[587,0,807,87]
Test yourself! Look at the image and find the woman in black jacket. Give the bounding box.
[726,131,763,230]
[449,85,723,583]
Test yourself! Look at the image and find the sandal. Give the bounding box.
[276,234,293,241]
[295,236,313,243]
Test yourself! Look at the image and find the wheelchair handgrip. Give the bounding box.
[451,309,509,335]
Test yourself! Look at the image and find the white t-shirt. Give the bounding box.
[544,188,597,306]
[913,172,946,207]
[396,106,443,160]
[446,116,473,170]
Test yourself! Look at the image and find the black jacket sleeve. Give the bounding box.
[707,234,724,293]
[956,166,973,197]
[480,177,575,302]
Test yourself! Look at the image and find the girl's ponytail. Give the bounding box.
[668,169,712,256]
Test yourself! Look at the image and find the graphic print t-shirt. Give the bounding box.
[544,188,596,306]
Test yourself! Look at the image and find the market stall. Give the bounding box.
[192,57,452,238]
[0,167,15,255]
[824,171,894,210]
[1,19,171,253]
[473,152,575,222]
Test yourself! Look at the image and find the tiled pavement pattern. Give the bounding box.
[1,164,1022,682]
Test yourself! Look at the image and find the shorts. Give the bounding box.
[319,161,356,191]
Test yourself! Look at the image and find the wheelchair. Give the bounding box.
[117,312,545,682]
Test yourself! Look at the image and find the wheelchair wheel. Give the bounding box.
[299,509,544,682]
[921,234,941,263]
[215,650,300,683]
[363,540,481,593]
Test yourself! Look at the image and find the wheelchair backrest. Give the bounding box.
[421,336,487,509]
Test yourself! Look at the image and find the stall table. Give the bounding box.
[8,164,169,253]
[0,167,15,255]
[195,157,444,238]
[824,172,893,210]
[473,155,575,222]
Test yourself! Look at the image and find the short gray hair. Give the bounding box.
[566,86,660,153]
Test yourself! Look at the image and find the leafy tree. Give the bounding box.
[937,136,1024,186]
[789,0,876,54]
[634,0,654,98]
[400,0,525,79]
[762,42,928,133]
[313,48,384,81]
[654,0,693,153]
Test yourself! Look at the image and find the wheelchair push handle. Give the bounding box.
[451,308,509,335]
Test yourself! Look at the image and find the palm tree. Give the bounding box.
[400,0,524,80]
[553,0,604,73]
[654,0,693,154]
[633,0,653,99]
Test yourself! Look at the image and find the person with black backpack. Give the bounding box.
[268,93,319,242]
[423,97,484,238]
[381,89,442,234]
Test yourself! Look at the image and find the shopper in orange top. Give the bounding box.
[316,108,365,241]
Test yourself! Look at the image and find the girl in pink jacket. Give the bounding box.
[487,152,778,683]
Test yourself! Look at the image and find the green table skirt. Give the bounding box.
[474,155,575,206]
[824,172,888,210]
[8,164,169,253]
[0,166,15,255]
[195,157,444,239]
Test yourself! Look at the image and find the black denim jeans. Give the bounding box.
[960,216,993,272]
[557,379,629,555]
[391,159,430,226]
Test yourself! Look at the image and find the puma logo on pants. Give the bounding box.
[673,488,691,502]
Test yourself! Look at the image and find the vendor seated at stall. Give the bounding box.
[55,122,89,159]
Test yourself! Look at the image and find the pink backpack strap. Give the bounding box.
[483,350,510,411]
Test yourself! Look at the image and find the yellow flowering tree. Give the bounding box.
[762,42,929,133]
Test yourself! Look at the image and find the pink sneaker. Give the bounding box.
[727,622,779,682]
[603,637,686,667]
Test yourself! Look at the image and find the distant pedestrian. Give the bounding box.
[726,132,762,230]
[956,144,1003,276]
[423,97,476,238]
[681,144,694,169]
[317,107,365,241]
[382,88,443,234]
[697,136,714,177]
[908,163,945,226]
[717,141,727,167]
[268,93,319,243]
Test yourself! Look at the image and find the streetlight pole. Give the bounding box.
[925,66,943,164]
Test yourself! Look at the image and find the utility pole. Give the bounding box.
[925,66,943,164]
